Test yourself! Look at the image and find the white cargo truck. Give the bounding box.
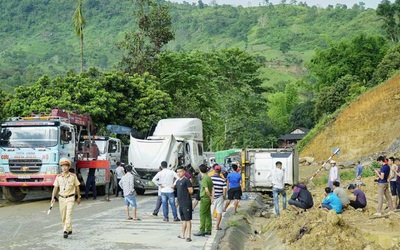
[240,148,299,192]
[128,118,204,195]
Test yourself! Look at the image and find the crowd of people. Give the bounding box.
[273,155,400,217]
[50,154,400,240]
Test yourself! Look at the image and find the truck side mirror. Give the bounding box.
[66,132,72,141]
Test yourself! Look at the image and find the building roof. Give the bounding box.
[278,127,309,141]
[278,133,307,141]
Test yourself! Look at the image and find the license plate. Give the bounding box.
[18,176,31,179]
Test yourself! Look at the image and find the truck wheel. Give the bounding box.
[2,186,27,202]
[135,188,145,195]
[96,185,105,196]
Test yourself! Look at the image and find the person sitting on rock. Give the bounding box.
[332,181,350,208]
[288,183,313,214]
[320,187,342,214]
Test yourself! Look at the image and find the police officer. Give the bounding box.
[51,158,81,239]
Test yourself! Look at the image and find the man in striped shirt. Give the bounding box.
[211,165,227,230]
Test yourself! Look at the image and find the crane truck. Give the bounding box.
[0,109,121,201]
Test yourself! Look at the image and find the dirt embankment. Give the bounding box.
[300,75,400,162]
[261,164,400,250]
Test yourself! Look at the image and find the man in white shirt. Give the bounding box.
[271,161,286,217]
[115,162,125,197]
[328,160,340,189]
[118,165,140,220]
[152,161,180,222]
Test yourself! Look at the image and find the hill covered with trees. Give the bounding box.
[1,0,399,152]
[0,0,383,91]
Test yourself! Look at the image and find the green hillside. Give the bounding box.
[0,1,384,92]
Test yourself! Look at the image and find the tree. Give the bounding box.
[118,0,174,75]
[73,0,86,73]
[371,44,400,85]
[0,90,9,120]
[289,100,315,129]
[198,0,204,9]
[280,41,291,53]
[314,75,360,119]
[267,92,290,133]
[308,33,388,89]
[157,48,268,150]
[3,69,171,132]
[376,0,400,42]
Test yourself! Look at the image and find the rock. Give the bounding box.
[300,157,314,164]
[261,211,271,218]
[326,210,342,226]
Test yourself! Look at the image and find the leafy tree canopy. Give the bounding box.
[3,68,171,133]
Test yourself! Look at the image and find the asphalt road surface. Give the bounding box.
[0,191,222,250]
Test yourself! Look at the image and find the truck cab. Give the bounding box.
[0,116,75,201]
[128,118,204,195]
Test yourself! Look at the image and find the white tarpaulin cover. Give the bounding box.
[128,135,180,170]
[149,118,203,141]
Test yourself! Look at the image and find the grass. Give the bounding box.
[313,164,378,187]
[227,218,240,228]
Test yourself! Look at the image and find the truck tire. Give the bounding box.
[135,188,145,195]
[96,185,105,196]
[2,186,27,202]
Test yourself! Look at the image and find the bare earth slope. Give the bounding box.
[301,75,400,162]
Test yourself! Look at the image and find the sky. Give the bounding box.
[168,0,385,9]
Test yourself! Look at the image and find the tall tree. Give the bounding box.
[73,0,86,73]
[118,0,174,75]
[3,69,171,132]
[377,0,400,42]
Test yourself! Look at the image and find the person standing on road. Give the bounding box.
[85,168,97,200]
[194,164,213,237]
[211,165,227,230]
[193,166,206,210]
[115,162,125,197]
[152,166,163,216]
[271,161,286,217]
[374,156,394,216]
[223,164,242,213]
[328,160,340,189]
[176,166,194,242]
[51,158,81,239]
[119,165,140,220]
[104,169,112,202]
[152,161,180,222]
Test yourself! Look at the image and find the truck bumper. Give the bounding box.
[0,173,56,187]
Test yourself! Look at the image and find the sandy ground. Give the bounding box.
[245,163,400,250]
[300,75,400,163]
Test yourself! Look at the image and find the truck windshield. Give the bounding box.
[94,140,107,154]
[0,126,58,148]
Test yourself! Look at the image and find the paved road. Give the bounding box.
[0,192,224,250]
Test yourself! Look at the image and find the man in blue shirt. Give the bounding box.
[223,164,242,213]
[321,187,342,214]
[355,161,363,189]
[374,156,394,216]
